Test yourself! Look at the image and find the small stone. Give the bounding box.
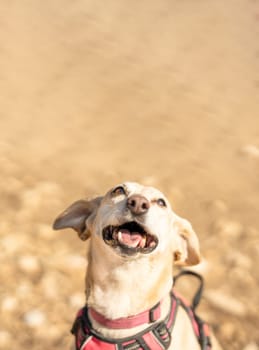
[0,331,11,347]
[168,187,184,205]
[16,182,62,223]
[205,290,246,316]
[23,309,46,327]
[141,176,158,186]
[5,177,24,192]
[34,323,68,344]
[246,227,259,238]
[41,325,62,342]
[41,273,59,299]
[225,251,252,270]
[0,154,19,173]
[1,296,18,312]
[219,322,236,340]
[243,342,259,350]
[1,235,29,255]
[214,219,243,239]
[21,182,61,209]
[0,221,11,234]
[240,144,259,159]
[69,292,85,309]
[37,223,55,240]
[205,199,228,214]
[230,268,254,285]
[64,255,86,269]
[18,255,42,277]
[16,282,32,297]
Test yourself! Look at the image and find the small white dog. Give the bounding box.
[53,182,222,350]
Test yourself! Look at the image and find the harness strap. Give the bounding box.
[88,299,163,329]
[72,294,179,350]
[72,270,212,350]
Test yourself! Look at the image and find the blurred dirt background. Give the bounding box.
[0,0,259,349]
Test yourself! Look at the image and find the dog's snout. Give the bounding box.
[127,195,150,215]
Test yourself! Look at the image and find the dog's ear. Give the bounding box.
[172,215,200,266]
[53,197,102,241]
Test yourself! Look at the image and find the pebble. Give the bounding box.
[5,177,24,192]
[205,199,228,214]
[37,223,55,240]
[0,220,10,232]
[241,144,259,159]
[41,273,59,299]
[46,326,61,342]
[168,187,184,205]
[219,322,236,340]
[69,292,85,309]
[141,176,158,186]
[16,182,62,223]
[55,254,87,272]
[22,182,61,208]
[213,219,243,239]
[0,154,19,174]
[23,309,46,327]
[230,268,254,286]
[0,331,11,347]
[16,282,32,297]
[63,254,86,270]
[225,251,252,270]
[37,325,62,342]
[18,255,42,277]
[205,289,246,316]
[243,343,259,350]
[1,296,18,312]
[1,235,29,255]
[246,227,259,238]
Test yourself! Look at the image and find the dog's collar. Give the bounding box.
[88,299,164,329]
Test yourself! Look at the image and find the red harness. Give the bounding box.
[71,271,212,350]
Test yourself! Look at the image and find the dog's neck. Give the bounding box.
[85,236,174,320]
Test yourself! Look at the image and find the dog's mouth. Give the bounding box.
[102,221,158,255]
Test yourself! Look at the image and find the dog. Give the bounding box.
[53,182,222,349]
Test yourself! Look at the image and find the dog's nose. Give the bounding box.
[127,195,150,215]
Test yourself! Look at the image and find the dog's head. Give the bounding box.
[53,182,200,265]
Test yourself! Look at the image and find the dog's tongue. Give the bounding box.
[118,229,145,248]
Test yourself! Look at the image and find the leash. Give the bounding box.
[174,270,212,350]
[174,270,204,311]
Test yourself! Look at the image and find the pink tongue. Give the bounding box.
[119,229,143,248]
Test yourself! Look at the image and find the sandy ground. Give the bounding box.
[0,0,259,349]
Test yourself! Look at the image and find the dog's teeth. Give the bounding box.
[139,236,146,248]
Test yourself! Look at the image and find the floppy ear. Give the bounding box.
[53,197,102,241]
[172,215,200,266]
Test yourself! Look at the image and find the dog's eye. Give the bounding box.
[157,198,167,207]
[111,186,126,196]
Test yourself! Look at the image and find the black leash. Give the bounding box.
[174,269,204,311]
[174,270,212,349]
